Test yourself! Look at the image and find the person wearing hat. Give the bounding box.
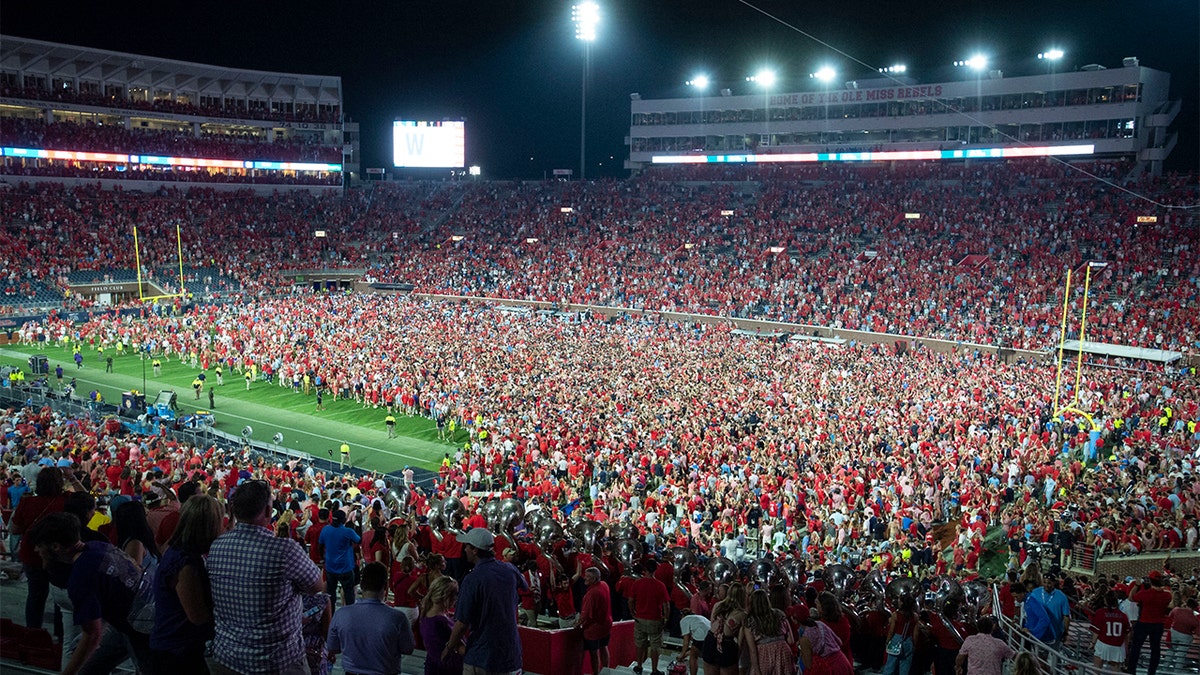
[442,527,527,675]
[1126,570,1171,675]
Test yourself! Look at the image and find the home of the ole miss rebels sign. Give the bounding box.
[769,84,945,107]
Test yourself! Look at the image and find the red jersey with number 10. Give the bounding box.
[1091,608,1130,647]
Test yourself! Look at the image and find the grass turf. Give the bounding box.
[0,343,464,473]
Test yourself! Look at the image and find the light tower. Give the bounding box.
[573,1,600,180]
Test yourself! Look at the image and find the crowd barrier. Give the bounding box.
[0,383,437,489]
[519,620,637,675]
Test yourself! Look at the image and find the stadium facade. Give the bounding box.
[625,61,1177,176]
[0,35,358,188]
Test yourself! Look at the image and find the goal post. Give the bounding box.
[133,223,188,302]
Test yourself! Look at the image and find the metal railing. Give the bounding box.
[992,587,1199,675]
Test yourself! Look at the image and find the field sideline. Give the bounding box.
[0,343,461,473]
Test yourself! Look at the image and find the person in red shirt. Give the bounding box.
[1128,571,1172,675]
[577,566,613,675]
[627,559,671,675]
[1089,591,1130,670]
[553,574,577,628]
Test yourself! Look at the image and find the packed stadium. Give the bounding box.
[0,3,1197,675]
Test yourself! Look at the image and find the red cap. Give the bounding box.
[1148,570,1163,581]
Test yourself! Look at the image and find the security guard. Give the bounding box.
[152,358,162,377]
[192,376,203,400]
[339,441,351,470]
[215,365,223,386]
[244,369,253,391]
[385,413,397,438]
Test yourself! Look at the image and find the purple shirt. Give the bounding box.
[419,614,463,675]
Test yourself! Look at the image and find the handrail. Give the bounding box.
[992,586,1199,675]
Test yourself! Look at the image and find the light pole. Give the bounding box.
[1039,49,1064,77]
[573,2,599,180]
[746,69,776,151]
[955,54,988,141]
[810,66,837,144]
[687,74,709,151]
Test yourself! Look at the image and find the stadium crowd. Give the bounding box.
[2,295,1199,675]
[3,159,1198,354]
[1,157,1198,673]
[1,84,341,124]
[1,118,344,163]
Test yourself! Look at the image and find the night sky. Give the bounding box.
[3,0,1197,178]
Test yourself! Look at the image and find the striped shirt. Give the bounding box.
[207,522,322,674]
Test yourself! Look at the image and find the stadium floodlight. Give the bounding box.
[955,54,989,71]
[573,1,600,180]
[878,64,907,74]
[746,69,777,88]
[1038,49,1065,61]
[810,66,837,82]
[687,74,710,90]
[573,1,600,42]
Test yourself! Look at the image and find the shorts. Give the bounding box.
[1094,641,1125,663]
[701,633,739,668]
[634,618,665,649]
[583,635,611,651]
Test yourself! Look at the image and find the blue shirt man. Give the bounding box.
[1025,575,1071,645]
[7,477,29,509]
[319,509,361,605]
[445,527,528,674]
[327,562,413,675]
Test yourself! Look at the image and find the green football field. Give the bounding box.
[0,343,462,473]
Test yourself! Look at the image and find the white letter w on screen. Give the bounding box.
[405,134,425,155]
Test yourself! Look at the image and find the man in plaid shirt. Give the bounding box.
[207,480,324,675]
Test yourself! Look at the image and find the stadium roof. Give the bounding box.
[1054,340,1182,364]
[1,35,342,104]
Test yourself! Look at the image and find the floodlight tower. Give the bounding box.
[746,69,777,150]
[955,54,989,134]
[573,1,600,180]
[687,74,710,150]
[1039,48,1064,77]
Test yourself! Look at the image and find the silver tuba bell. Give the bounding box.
[497,498,525,537]
[615,538,644,576]
[705,556,738,587]
[823,564,860,601]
